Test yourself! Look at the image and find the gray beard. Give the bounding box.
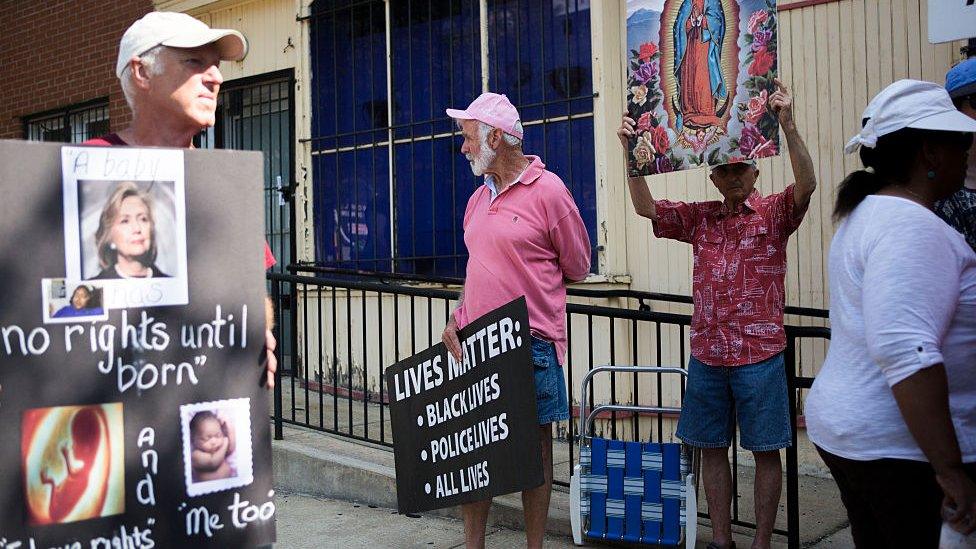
[468,148,496,177]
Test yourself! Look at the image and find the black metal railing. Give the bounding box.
[267,269,828,548]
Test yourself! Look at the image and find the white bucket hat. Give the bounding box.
[116,12,248,77]
[845,79,976,154]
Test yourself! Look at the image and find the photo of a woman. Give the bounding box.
[91,182,169,280]
[42,279,108,324]
[52,285,103,318]
[62,148,188,309]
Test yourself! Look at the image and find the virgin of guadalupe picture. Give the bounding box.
[625,0,780,177]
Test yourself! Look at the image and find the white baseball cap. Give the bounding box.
[845,79,976,154]
[858,79,920,123]
[116,12,248,78]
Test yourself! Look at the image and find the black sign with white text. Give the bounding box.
[387,297,543,514]
[0,141,275,548]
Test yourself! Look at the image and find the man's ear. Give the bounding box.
[129,56,152,91]
[489,128,503,150]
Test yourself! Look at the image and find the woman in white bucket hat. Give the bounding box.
[805,79,976,547]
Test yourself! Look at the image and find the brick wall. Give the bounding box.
[0,1,154,139]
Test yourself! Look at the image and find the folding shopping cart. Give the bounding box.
[570,366,700,548]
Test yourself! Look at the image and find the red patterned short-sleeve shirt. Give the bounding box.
[653,185,807,366]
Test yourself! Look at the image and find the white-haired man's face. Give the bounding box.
[458,118,497,177]
[143,44,224,129]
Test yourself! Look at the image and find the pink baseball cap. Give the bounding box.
[446,93,523,140]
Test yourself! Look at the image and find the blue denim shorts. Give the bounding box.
[531,336,570,424]
[675,353,792,452]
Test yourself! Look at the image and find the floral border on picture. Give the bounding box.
[627,41,686,176]
[709,0,780,166]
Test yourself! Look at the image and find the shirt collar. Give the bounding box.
[482,155,545,197]
[718,189,762,217]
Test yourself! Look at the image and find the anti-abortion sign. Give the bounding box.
[0,141,275,547]
[387,297,543,514]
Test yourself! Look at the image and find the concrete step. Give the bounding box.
[272,424,574,537]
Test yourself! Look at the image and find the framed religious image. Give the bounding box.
[626,0,780,176]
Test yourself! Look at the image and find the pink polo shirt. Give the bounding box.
[454,155,591,364]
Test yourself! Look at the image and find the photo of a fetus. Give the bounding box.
[21,403,125,525]
[180,398,253,496]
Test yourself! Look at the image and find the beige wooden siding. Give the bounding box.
[157,0,301,78]
[187,0,300,80]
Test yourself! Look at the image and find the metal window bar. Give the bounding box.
[309,0,595,278]
[24,99,109,144]
[267,270,828,548]
[196,70,298,377]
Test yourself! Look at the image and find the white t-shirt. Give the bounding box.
[806,195,976,462]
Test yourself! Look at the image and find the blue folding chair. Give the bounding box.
[570,366,699,548]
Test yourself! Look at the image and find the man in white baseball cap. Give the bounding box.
[617,80,817,549]
[85,12,278,389]
[114,11,247,80]
[87,11,247,148]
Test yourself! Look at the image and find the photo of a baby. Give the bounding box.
[180,398,253,497]
[190,410,236,483]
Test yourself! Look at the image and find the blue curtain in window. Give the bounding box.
[390,0,482,277]
[310,0,596,277]
[311,0,393,272]
[488,0,598,271]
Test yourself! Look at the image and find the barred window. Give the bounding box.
[308,0,596,278]
[25,100,110,143]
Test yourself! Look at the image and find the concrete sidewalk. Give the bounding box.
[275,491,577,548]
[275,490,853,548]
[277,382,851,538]
[271,423,853,548]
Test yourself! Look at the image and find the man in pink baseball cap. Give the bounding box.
[442,92,591,548]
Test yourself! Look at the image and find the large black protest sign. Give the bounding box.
[0,141,275,547]
[387,297,543,514]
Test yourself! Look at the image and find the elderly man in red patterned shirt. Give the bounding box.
[618,79,816,549]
